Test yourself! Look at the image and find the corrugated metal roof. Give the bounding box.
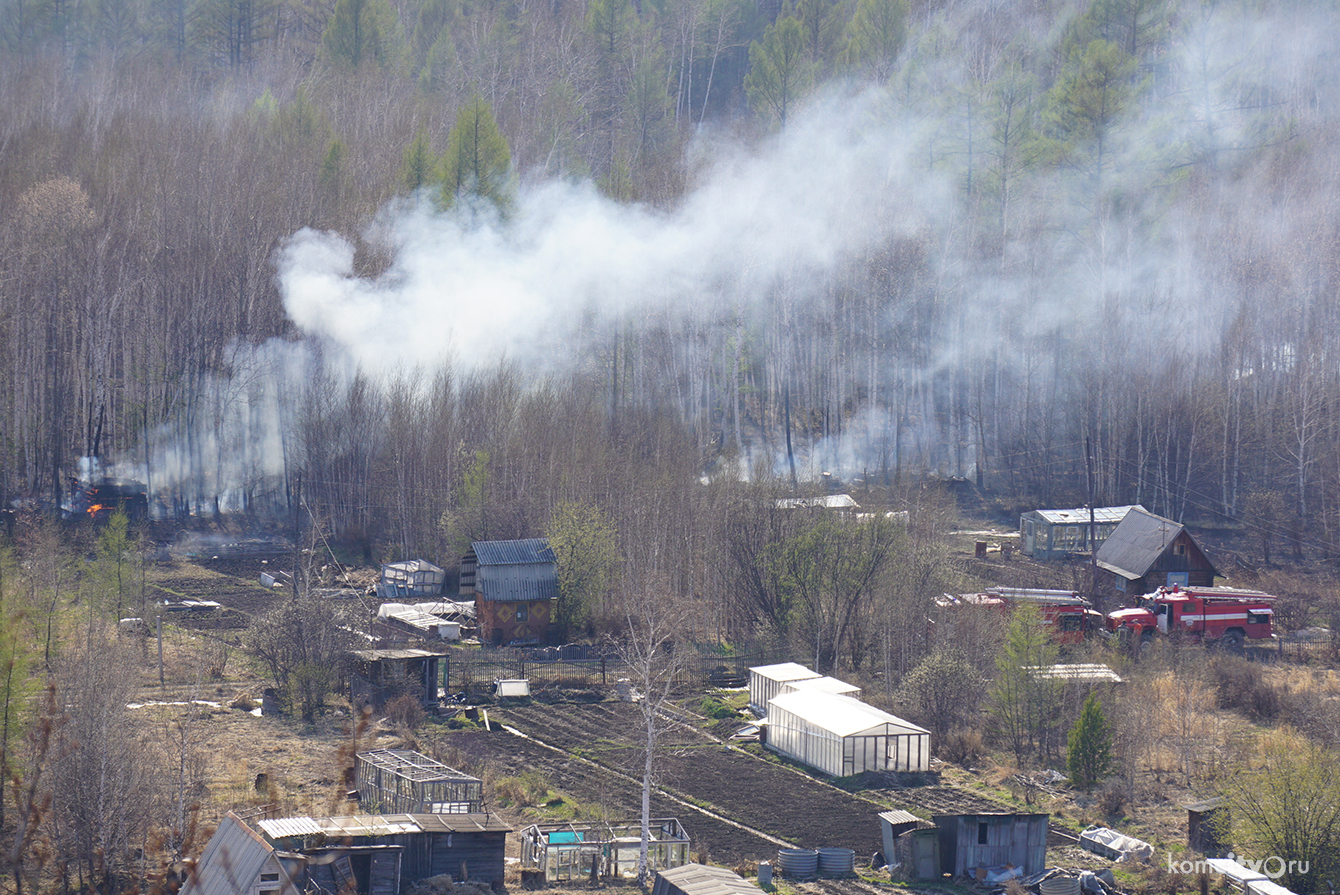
[410,813,513,833]
[257,816,323,838]
[1026,664,1122,683]
[257,812,513,845]
[476,565,559,602]
[1031,506,1142,525]
[314,814,423,837]
[654,864,759,895]
[750,662,821,684]
[1095,507,1200,579]
[768,692,929,738]
[470,539,556,566]
[350,648,441,661]
[878,809,920,826]
[183,814,282,895]
[774,494,861,509]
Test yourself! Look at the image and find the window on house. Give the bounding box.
[515,604,529,622]
[260,874,280,883]
[1173,543,1187,556]
[978,822,989,844]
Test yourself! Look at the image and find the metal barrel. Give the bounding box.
[777,848,819,879]
[818,847,855,875]
[1040,877,1082,895]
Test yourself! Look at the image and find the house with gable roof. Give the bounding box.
[1095,507,1218,594]
[460,538,559,645]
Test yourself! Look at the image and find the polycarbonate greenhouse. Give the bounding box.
[765,691,930,776]
[748,662,821,713]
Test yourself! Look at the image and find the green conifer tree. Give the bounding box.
[1067,692,1113,787]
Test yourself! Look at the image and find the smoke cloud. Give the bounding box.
[278,87,949,376]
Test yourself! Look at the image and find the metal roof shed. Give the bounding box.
[765,692,930,776]
[749,662,821,713]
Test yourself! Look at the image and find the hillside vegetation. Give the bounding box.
[2,0,1340,567]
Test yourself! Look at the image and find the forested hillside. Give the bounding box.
[3,0,1339,558]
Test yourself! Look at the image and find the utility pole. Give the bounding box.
[1086,437,1098,599]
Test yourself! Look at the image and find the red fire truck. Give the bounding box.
[938,587,1104,644]
[1105,585,1276,652]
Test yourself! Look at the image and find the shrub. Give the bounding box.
[939,727,985,766]
[1208,655,1282,721]
[385,694,426,730]
[699,696,739,720]
[493,769,551,807]
[1096,780,1127,818]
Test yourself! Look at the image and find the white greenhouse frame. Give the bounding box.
[765,691,930,776]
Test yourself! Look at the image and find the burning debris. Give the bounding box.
[65,476,148,521]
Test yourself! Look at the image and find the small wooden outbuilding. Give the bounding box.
[1185,797,1228,857]
[933,813,1048,878]
[349,648,443,710]
[182,810,512,895]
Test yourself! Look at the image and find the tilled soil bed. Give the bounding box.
[490,700,892,863]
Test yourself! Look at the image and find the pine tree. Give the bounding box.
[1067,692,1113,788]
[438,93,513,216]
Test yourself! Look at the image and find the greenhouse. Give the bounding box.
[355,749,484,814]
[765,692,930,776]
[748,662,820,713]
[519,819,690,882]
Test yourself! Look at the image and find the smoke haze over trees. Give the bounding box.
[3,0,1340,556]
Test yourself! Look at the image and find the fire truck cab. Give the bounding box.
[1106,585,1276,652]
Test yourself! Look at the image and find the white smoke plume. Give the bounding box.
[278,87,951,376]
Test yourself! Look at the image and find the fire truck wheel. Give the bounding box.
[1220,631,1244,654]
[1138,630,1154,653]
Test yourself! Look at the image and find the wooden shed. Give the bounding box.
[765,691,930,776]
[1185,797,1228,857]
[349,648,443,710]
[748,662,820,714]
[1096,507,1218,594]
[183,810,512,895]
[879,810,922,862]
[932,813,1048,878]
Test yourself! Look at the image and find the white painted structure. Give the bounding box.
[748,662,821,713]
[765,691,930,776]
